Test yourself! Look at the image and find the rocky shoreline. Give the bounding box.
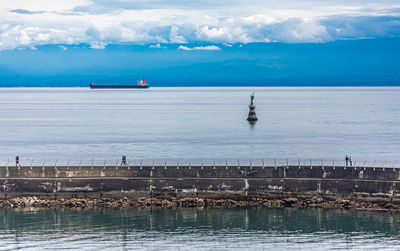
[1,196,400,211]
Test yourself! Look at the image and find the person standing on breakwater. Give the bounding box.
[121,155,127,165]
[345,155,349,166]
[15,156,20,167]
[349,156,353,166]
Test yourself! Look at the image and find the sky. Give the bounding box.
[0,0,400,86]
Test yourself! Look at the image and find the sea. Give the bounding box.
[0,87,399,163]
[1,208,400,250]
[0,87,400,250]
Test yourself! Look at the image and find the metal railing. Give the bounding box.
[0,158,399,168]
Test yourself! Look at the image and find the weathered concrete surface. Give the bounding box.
[1,165,400,203]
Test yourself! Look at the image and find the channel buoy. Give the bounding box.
[247,92,258,122]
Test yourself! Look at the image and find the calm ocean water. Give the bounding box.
[1,208,400,250]
[0,87,399,162]
[1,87,400,250]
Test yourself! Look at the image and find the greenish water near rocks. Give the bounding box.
[0,208,399,250]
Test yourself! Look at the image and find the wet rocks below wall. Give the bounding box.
[0,196,400,211]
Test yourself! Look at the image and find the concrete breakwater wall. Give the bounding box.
[1,163,400,203]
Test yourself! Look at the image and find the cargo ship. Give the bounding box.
[90,80,149,89]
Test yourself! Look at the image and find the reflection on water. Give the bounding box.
[0,208,400,250]
[248,120,257,127]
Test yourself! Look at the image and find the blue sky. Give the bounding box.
[0,0,400,86]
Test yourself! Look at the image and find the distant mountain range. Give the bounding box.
[0,38,399,87]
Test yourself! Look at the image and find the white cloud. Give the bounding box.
[149,43,165,48]
[197,26,232,42]
[169,26,187,43]
[178,45,221,51]
[89,41,107,49]
[270,18,332,43]
[2,0,91,12]
[0,0,399,50]
[58,45,68,50]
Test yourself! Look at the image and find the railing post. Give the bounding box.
[91,159,94,168]
[55,159,57,168]
[42,160,45,168]
[237,158,240,168]
[249,158,252,167]
[333,159,335,168]
[153,159,155,168]
[213,159,216,168]
[298,159,300,167]
[321,159,324,167]
[79,159,82,168]
[262,158,265,168]
[30,159,33,169]
[67,159,70,168]
[274,159,276,168]
[286,159,288,167]
[6,158,8,169]
[310,159,312,168]
[103,159,106,168]
[140,159,143,168]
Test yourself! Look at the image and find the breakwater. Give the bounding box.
[1,159,400,209]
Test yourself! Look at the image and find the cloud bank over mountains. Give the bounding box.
[178,45,221,51]
[0,0,400,50]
